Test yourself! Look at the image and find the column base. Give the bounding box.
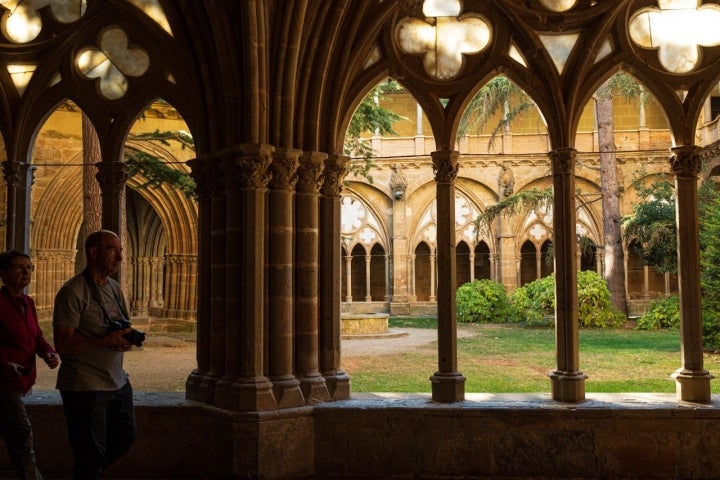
[549,370,587,403]
[185,369,207,402]
[671,368,714,403]
[191,373,221,404]
[430,372,466,403]
[298,374,331,404]
[214,376,278,411]
[271,376,306,408]
[324,371,351,400]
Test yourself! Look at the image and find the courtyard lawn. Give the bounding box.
[345,319,720,394]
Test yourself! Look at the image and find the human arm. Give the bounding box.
[53,325,133,355]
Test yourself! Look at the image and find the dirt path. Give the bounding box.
[29,327,478,393]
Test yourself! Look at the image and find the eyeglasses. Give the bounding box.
[10,264,34,272]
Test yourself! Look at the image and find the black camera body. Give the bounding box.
[108,318,146,347]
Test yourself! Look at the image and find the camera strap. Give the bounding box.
[82,269,130,327]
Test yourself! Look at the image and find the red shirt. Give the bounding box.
[0,286,56,393]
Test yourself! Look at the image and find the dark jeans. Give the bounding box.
[60,382,136,480]
[0,389,42,480]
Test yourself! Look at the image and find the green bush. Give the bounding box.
[456,279,518,323]
[509,275,554,326]
[508,271,625,328]
[636,296,679,330]
[576,270,626,328]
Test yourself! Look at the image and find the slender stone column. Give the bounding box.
[186,155,216,402]
[267,148,305,407]
[215,144,277,411]
[365,254,372,301]
[429,253,437,301]
[390,166,409,309]
[548,147,586,402]
[344,255,353,302]
[319,155,351,400]
[669,145,714,403]
[2,160,20,250]
[96,161,128,239]
[13,163,34,252]
[295,152,330,403]
[429,150,465,402]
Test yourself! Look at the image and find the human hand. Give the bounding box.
[7,362,30,376]
[106,328,133,352]
[44,352,60,369]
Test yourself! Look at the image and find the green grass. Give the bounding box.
[346,319,720,394]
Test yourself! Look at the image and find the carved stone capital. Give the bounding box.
[670,145,702,179]
[2,160,21,187]
[220,144,274,190]
[96,161,129,194]
[431,151,459,183]
[296,152,326,194]
[269,148,301,191]
[320,155,349,196]
[188,154,219,199]
[549,147,577,175]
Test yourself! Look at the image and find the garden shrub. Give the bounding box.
[636,295,679,330]
[508,271,625,328]
[576,270,626,328]
[456,279,518,323]
[509,275,554,326]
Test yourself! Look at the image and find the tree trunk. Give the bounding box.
[78,112,102,272]
[596,84,628,315]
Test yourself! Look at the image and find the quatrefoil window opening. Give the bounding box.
[76,27,150,100]
[395,0,491,80]
[1,0,86,43]
[629,0,720,74]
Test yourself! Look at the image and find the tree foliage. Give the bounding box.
[473,187,553,239]
[344,81,405,182]
[621,170,677,273]
[457,76,536,151]
[699,180,720,351]
[125,129,196,198]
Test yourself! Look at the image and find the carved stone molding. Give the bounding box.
[320,155,349,196]
[96,161,129,195]
[296,152,326,194]
[549,147,577,175]
[431,151,459,183]
[269,148,301,191]
[220,144,274,190]
[670,145,702,178]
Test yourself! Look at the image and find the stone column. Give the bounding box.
[429,150,465,402]
[295,152,330,403]
[390,166,410,313]
[319,155,351,400]
[344,255,353,302]
[365,254,372,301]
[95,161,128,243]
[429,252,436,302]
[548,147,586,402]
[2,161,33,252]
[1,160,19,250]
[214,144,277,411]
[669,145,714,403]
[267,148,304,408]
[186,155,216,402]
[469,252,475,282]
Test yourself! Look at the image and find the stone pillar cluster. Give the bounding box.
[185,146,348,411]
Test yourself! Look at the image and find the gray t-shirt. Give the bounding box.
[53,272,129,391]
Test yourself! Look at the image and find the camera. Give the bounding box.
[108,318,146,347]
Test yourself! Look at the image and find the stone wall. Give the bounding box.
[5,392,720,479]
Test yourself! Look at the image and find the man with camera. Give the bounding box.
[53,230,141,480]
